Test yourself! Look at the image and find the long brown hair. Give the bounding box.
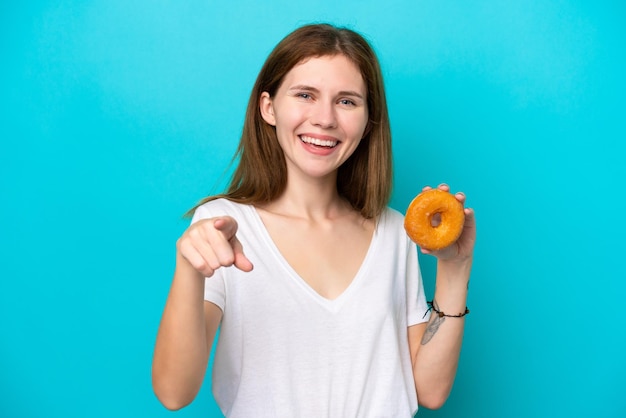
[190,23,392,219]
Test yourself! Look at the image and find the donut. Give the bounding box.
[404,189,465,250]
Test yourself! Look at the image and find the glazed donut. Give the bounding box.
[404,189,465,250]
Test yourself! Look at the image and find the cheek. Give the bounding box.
[346,113,369,139]
[275,107,305,131]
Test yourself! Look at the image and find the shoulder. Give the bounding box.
[376,206,414,248]
[378,206,405,229]
[191,198,252,223]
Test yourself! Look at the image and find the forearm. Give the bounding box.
[413,259,471,408]
[152,254,217,410]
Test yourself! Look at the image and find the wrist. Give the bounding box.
[437,256,472,286]
[175,250,205,283]
[434,258,471,313]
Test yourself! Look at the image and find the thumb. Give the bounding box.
[214,217,254,273]
[231,237,254,273]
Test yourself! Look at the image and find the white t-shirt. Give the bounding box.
[192,198,430,418]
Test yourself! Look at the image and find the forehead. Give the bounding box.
[281,55,366,93]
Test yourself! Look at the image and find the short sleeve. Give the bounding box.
[406,237,431,326]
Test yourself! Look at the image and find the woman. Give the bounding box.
[152,23,476,417]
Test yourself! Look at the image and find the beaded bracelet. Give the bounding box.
[425,300,470,318]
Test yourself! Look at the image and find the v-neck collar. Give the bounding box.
[246,205,384,313]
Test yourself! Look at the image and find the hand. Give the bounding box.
[419,184,476,263]
[176,216,254,278]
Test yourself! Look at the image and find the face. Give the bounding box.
[260,54,369,182]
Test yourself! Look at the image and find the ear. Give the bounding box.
[259,92,276,126]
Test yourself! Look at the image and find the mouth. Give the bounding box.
[299,135,339,148]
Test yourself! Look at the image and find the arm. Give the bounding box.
[408,259,471,409]
[151,255,221,410]
[151,216,253,410]
[408,185,476,409]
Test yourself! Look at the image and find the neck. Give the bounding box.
[261,171,350,221]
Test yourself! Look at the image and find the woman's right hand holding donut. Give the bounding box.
[176,216,254,278]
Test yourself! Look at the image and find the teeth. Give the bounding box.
[300,135,338,148]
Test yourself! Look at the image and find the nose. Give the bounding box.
[310,100,337,129]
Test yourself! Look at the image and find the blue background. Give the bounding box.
[1,1,625,417]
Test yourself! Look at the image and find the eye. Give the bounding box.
[339,99,357,107]
[296,92,312,100]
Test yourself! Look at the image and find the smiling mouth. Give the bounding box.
[299,135,339,148]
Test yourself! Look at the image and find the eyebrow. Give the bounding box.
[288,84,365,99]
